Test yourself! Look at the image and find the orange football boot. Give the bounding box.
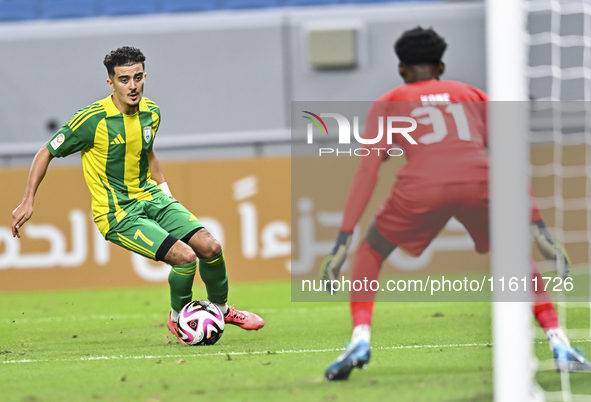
[167,315,187,345]
[224,305,265,330]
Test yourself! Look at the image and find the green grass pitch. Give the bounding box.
[0,281,589,401]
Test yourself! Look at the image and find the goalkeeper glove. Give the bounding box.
[320,231,353,287]
[553,242,571,281]
[531,222,571,280]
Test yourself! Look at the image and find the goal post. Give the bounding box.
[486,0,534,401]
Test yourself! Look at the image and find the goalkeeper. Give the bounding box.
[322,27,590,381]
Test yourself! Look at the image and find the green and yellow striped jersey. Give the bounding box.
[47,95,162,236]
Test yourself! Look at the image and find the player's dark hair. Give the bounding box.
[394,27,447,66]
[103,46,146,77]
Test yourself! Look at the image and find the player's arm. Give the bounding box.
[147,148,174,199]
[320,103,387,281]
[13,104,103,238]
[340,102,390,232]
[11,145,54,238]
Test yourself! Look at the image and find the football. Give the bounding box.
[176,300,225,346]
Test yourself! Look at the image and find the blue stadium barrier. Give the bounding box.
[162,0,220,13]
[0,0,38,21]
[0,0,449,23]
[224,0,281,10]
[103,0,160,16]
[42,0,99,19]
[285,0,341,5]
[347,0,440,2]
[345,0,402,3]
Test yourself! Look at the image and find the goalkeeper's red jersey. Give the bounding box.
[341,79,491,232]
[368,79,489,184]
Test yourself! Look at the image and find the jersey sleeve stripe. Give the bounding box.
[69,106,103,130]
[151,112,160,133]
[69,105,103,128]
[70,109,106,132]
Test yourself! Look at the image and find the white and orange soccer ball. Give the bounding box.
[176,300,225,346]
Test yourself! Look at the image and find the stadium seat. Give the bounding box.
[224,0,281,10]
[42,0,99,19]
[162,0,220,13]
[285,0,341,5]
[103,0,160,16]
[0,0,38,22]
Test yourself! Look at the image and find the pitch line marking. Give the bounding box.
[6,341,590,365]
[1,343,486,364]
[0,313,164,325]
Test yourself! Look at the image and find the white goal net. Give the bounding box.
[528,1,591,401]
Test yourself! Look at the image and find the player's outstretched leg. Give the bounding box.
[191,230,265,331]
[325,239,384,380]
[199,251,264,330]
[167,260,198,344]
[532,266,591,372]
[326,325,371,381]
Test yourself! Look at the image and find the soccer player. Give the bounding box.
[11,46,264,343]
[321,27,590,380]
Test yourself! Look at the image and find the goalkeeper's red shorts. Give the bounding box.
[374,180,542,257]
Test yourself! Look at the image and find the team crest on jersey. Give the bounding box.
[143,126,152,143]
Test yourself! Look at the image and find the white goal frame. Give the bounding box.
[486,0,534,401]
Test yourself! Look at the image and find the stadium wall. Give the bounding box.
[0,2,485,165]
[1,146,582,291]
[0,158,292,291]
[1,154,494,291]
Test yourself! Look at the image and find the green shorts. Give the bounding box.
[105,195,204,261]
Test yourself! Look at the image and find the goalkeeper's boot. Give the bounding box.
[224,305,265,331]
[325,339,371,381]
[167,315,187,345]
[553,343,591,372]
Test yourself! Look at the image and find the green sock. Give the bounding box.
[168,260,197,313]
[199,251,229,305]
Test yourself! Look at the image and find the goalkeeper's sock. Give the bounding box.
[546,327,571,351]
[199,251,229,305]
[170,309,179,322]
[351,302,374,328]
[532,260,553,304]
[168,260,197,313]
[350,240,384,327]
[351,325,371,345]
[534,302,560,330]
[531,264,560,330]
